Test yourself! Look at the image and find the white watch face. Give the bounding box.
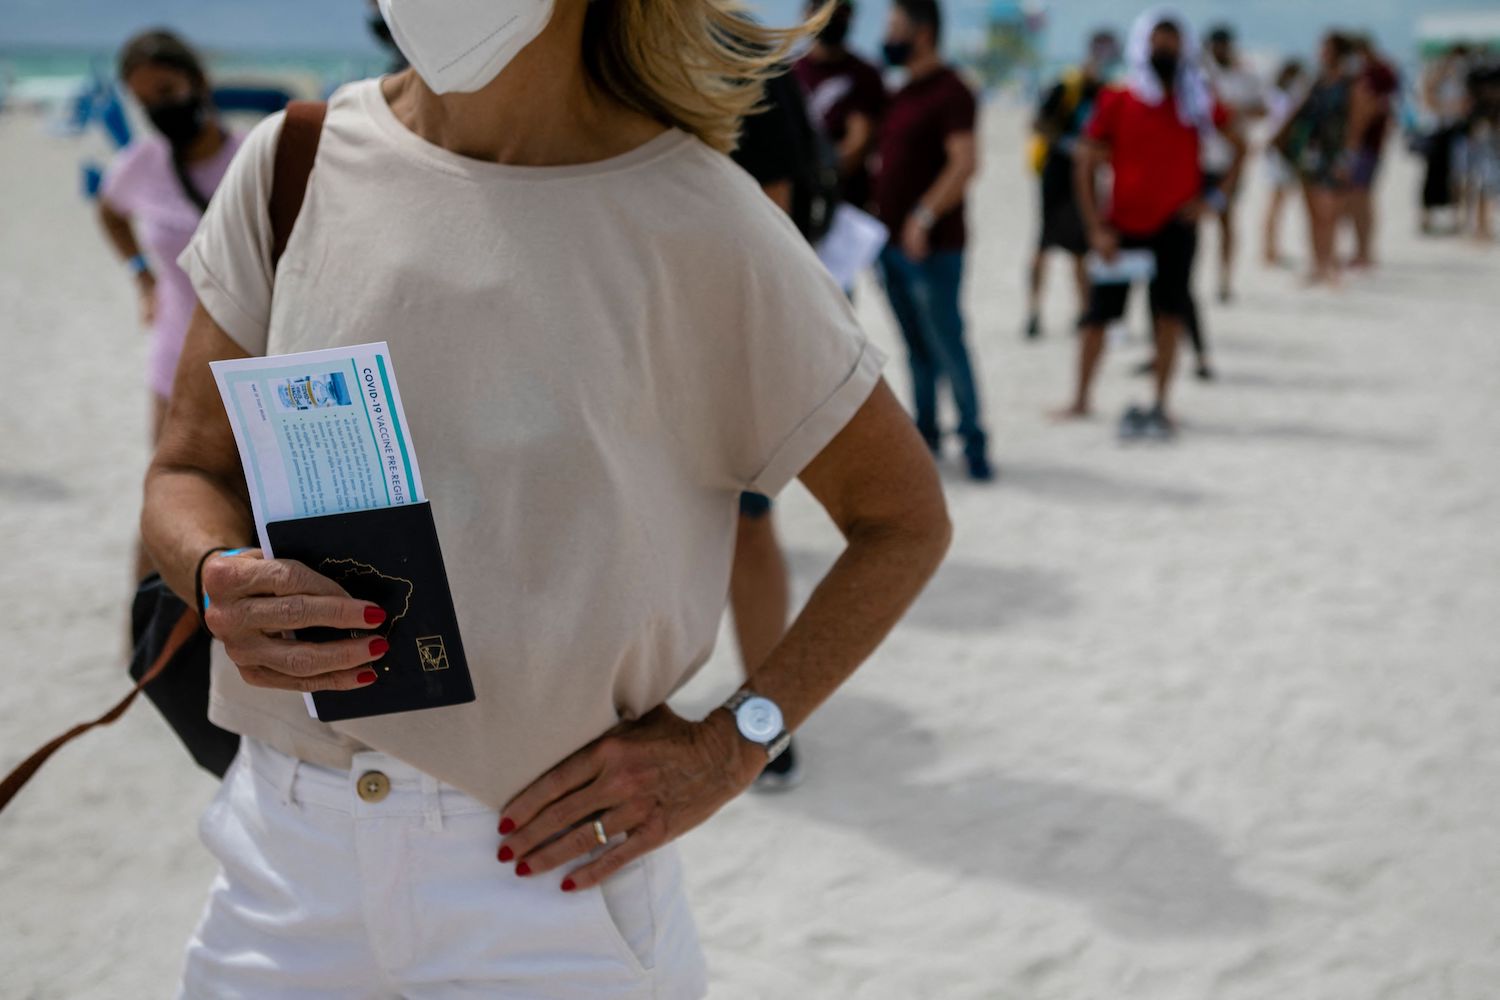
[736,696,784,744]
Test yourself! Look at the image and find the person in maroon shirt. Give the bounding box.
[875,0,991,481]
[1057,10,1242,435]
[793,0,886,210]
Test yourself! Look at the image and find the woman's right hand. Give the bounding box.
[201,550,389,693]
[136,272,158,328]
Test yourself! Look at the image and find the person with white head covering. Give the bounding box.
[1054,5,1244,436]
[1119,5,1216,126]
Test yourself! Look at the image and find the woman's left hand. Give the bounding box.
[497,704,763,891]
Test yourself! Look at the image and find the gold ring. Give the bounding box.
[592,818,608,845]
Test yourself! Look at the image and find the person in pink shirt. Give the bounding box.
[98,31,244,431]
[96,30,244,578]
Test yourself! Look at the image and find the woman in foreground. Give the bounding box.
[142,0,949,995]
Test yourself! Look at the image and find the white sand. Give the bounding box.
[2,101,1498,999]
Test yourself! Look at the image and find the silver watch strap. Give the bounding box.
[722,689,791,761]
[723,689,754,714]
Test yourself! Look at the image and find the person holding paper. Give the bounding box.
[1056,7,1242,434]
[874,0,992,481]
[141,1,951,995]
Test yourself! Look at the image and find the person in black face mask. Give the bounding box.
[1056,8,1242,436]
[794,0,886,212]
[95,29,244,579]
[872,0,993,481]
[1151,47,1179,85]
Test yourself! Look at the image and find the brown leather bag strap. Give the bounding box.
[270,100,328,269]
[0,610,201,814]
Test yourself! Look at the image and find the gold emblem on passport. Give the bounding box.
[416,635,450,672]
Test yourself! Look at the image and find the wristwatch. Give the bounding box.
[722,689,792,762]
[912,204,938,231]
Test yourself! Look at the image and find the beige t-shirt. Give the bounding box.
[180,79,884,809]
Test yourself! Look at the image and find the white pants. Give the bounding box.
[179,738,709,999]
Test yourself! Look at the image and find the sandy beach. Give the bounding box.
[2,98,1498,999]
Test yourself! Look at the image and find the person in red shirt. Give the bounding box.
[793,0,886,210]
[1057,8,1243,434]
[875,0,991,480]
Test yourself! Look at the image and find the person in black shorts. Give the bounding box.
[1025,29,1118,339]
[1092,224,1198,385]
[1134,179,1217,382]
[1055,12,1242,434]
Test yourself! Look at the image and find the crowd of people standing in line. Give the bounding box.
[773,2,1433,448]
[1028,10,1415,439]
[103,3,1464,506]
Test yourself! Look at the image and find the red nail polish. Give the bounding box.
[369,637,390,657]
[364,606,387,625]
[561,878,576,892]
[357,670,377,684]
[516,862,531,877]
[498,845,514,862]
[498,817,516,835]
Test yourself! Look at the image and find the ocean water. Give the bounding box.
[0,46,387,102]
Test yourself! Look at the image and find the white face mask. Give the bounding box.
[377,0,556,94]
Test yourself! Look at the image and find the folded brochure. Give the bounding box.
[211,342,473,721]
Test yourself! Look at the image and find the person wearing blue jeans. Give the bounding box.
[875,0,992,480]
[878,245,986,468]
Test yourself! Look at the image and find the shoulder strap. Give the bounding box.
[269,100,328,270]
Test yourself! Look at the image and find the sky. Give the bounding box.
[4,0,1496,65]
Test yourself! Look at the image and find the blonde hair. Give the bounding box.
[582,0,835,154]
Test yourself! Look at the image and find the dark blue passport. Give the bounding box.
[266,501,475,722]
